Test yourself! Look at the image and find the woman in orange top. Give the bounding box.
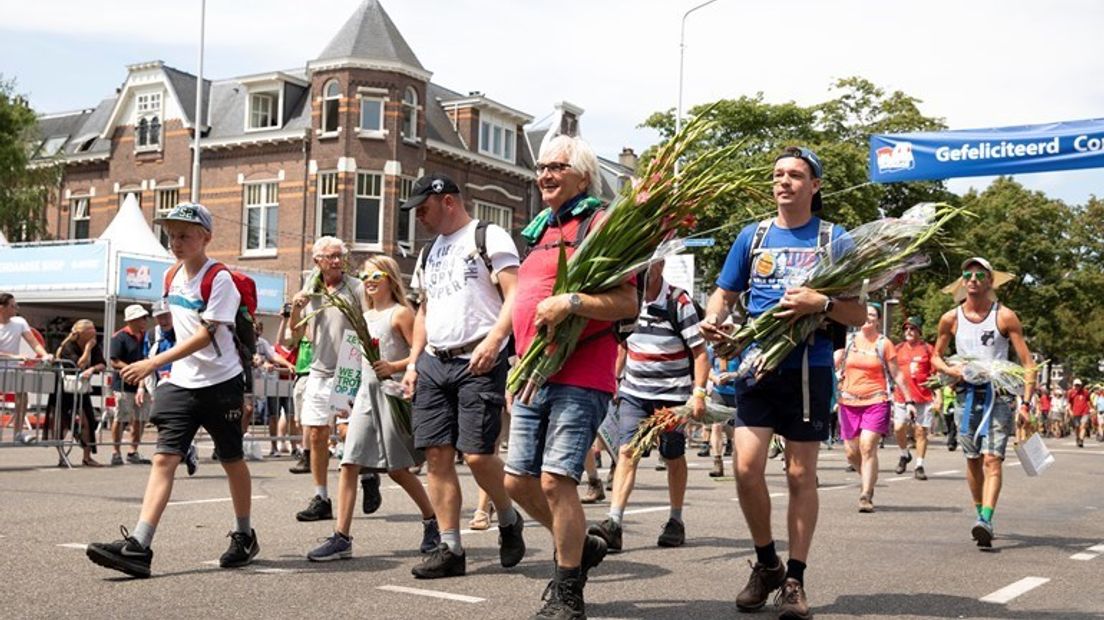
[836,304,908,513]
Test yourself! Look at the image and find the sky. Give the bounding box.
[3,0,1102,205]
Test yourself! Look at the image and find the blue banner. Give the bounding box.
[869,118,1104,183]
[0,242,107,296]
[249,271,287,315]
[117,255,172,302]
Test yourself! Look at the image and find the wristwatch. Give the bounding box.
[822,296,835,313]
[568,293,582,314]
[693,386,707,399]
[406,363,417,373]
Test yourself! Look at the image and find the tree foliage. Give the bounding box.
[0,75,59,242]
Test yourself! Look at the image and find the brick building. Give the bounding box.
[32,0,550,285]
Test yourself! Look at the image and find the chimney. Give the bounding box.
[553,101,584,137]
[618,147,637,170]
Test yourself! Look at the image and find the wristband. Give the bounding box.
[693,386,707,399]
[406,363,417,372]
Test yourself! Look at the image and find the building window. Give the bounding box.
[118,191,142,210]
[244,182,278,254]
[322,80,340,134]
[401,87,417,140]
[396,176,415,254]
[249,92,278,129]
[479,116,515,163]
[135,92,162,150]
[359,97,384,133]
[154,188,179,248]
[317,172,338,238]
[354,172,383,247]
[70,198,90,240]
[475,201,513,232]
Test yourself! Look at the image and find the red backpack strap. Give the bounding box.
[198,262,228,310]
[162,262,184,298]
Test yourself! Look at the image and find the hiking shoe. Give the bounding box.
[587,518,623,553]
[657,518,685,548]
[307,532,352,562]
[580,479,605,504]
[972,519,994,548]
[776,578,813,620]
[184,444,199,476]
[420,517,441,554]
[86,526,152,578]
[361,473,382,515]
[735,558,786,611]
[532,576,586,619]
[295,495,333,522]
[219,529,260,568]
[110,453,124,466]
[289,453,311,474]
[411,543,466,579]
[709,456,725,478]
[581,534,608,582]
[498,512,526,568]
[895,453,912,474]
[914,465,928,481]
[858,494,875,513]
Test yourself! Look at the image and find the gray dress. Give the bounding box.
[341,305,423,471]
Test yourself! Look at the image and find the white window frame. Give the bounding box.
[478,115,516,163]
[316,171,339,238]
[153,187,180,248]
[474,200,513,232]
[70,197,91,240]
[247,91,281,131]
[242,182,279,257]
[396,176,416,255]
[356,87,388,139]
[134,91,163,152]
[321,79,341,136]
[401,87,418,142]
[353,171,384,251]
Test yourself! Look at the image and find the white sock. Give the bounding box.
[901,448,910,458]
[316,485,328,500]
[915,457,924,468]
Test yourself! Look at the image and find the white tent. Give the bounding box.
[99,193,171,259]
[0,230,8,247]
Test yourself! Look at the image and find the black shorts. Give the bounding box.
[734,367,832,442]
[151,376,246,462]
[412,348,508,454]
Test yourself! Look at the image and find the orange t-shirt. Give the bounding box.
[839,334,896,406]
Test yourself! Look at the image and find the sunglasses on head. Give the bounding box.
[962,270,989,281]
[362,270,389,283]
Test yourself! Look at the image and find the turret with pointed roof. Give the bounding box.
[308,0,431,80]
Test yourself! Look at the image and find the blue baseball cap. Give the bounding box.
[154,202,213,231]
[776,147,824,211]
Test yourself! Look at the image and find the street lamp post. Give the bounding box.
[190,0,206,203]
[675,0,723,175]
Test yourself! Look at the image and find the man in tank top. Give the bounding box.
[931,257,1036,549]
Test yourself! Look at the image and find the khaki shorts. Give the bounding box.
[115,391,151,423]
[892,401,934,428]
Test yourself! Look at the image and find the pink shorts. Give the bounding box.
[839,402,890,440]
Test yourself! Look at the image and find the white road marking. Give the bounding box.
[623,506,671,516]
[1005,461,1020,468]
[253,567,297,574]
[166,495,266,507]
[458,528,493,536]
[1070,552,1097,561]
[932,470,960,476]
[57,543,88,550]
[769,492,787,498]
[979,577,1049,604]
[1088,544,1104,553]
[887,476,911,482]
[1051,449,1104,455]
[818,484,856,492]
[377,585,485,603]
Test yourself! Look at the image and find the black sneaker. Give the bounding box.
[947,436,958,451]
[697,444,711,457]
[127,452,151,465]
[361,473,382,515]
[289,452,311,474]
[735,558,786,611]
[411,543,466,579]
[219,529,259,568]
[586,518,623,553]
[914,465,928,481]
[86,526,152,578]
[295,495,333,522]
[895,453,912,474]
[420,517,440,554]
[724,439,733,457]
[184,444,199,477]
[498,512,526,568]
[656,518,685,548]
[581,534,608,582]
[532,575,586,619]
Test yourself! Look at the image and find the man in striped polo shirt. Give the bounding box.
[588,260,708,551]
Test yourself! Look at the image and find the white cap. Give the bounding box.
[151,300,171,317]
[123,304,149,322]
[1073,378,1083,386]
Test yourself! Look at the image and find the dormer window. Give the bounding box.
[322,80,340,134]
[479,115,515,163]
[249,92,279,129]
[401,87,417,141]
[135,92,162,150]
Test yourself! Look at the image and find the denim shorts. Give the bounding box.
[505,383,610,483]
[957,384,1014,459]
[616,393,687,459]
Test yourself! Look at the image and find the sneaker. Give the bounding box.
[86,526,153,578]
[858,494,875,513]
[361,473,382,515]
[533,575,586,619]
[604,466,615,491]
[709,456,725,478]
[295,495,333,522]
[307,532,352,562]
[184,444,199,477]
[420,517,441,554]
[498,512,526,568]
[697,444,711,457]
[411,543,466,579]
[110,453,124,466]
[845,463,855,472]
[1077,437,1084,448]
[947,436,958,451]
[767,437,782,460]
[914,465,928,481]
[127,452,151,465]
[219,529,260,568]
[580,479,605,504]
[14,431,38,445]
[724,439,733,457]
[895,453,912,474]
[776,577,813,620]
[655,456,667,471]
[735,558,786,611]
[581,534,608,582]
[586,518,623,553]
[972,519,994,548]
[289,453,310,474]
[657,518,685,548]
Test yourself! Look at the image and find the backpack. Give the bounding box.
[163,262,258,381]
[841,332,895,394]
[656,284,704,360]
[417,219,507,300]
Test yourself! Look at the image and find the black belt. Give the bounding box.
[426,340,480,361]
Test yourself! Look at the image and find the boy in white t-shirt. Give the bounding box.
[86,203,259,578]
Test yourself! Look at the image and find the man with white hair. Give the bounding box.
[288,236,364,521]
[504,134,639,619]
